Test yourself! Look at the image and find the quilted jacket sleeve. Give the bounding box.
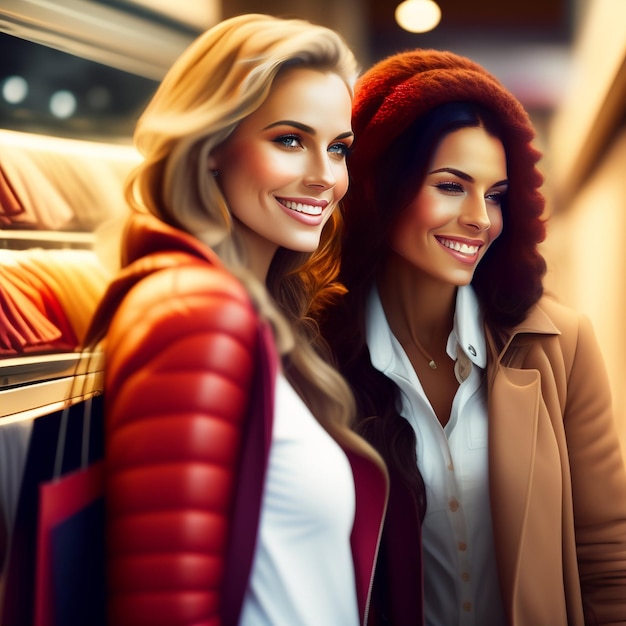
[102,262,259,626]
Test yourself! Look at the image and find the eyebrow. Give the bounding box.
[430,167,508,188]
[263,119,354,141]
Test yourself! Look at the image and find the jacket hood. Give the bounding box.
[120,211,218,269]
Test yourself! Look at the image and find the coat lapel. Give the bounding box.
[488,363,540,604]
[485,307,561,620]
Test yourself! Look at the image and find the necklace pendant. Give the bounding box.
[428,360,437,370]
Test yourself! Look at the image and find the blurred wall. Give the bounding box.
[544,0,626,456]
[221,0,370,67]
[542,128,626,457]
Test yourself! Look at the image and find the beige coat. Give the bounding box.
[487,295,626,625]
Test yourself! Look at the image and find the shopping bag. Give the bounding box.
[35,459,105,626]
[34,392,106,626]
[0,395,104,626]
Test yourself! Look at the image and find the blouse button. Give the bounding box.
[461,571,470,582]
[462,601,472,612]
[449,498,459,512]
[458,541,467,551]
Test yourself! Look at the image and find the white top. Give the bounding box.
[239,372,359,626]
[366,285,506,626]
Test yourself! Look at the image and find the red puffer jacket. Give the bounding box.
[85,213,388,626]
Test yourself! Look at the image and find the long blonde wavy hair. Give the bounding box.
[124,13,359,428]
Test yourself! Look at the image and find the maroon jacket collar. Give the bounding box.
[84,212,221,347]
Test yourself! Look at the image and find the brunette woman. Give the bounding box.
[322,49,626,625]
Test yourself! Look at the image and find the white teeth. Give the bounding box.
[441,239,479,255]
[280,199,322,216]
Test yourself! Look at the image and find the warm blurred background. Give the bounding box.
[1,0,625,453]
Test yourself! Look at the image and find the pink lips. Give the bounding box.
[276,196,329,226]
[436,235,484,265]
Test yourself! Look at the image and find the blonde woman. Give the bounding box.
[85,14,388,626]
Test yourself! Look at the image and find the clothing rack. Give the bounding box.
[0,351,104,424]
[0,3,160,616]
[0,126,123,601]
[0,231,95,250]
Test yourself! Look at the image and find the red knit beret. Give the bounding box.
[346,48,546,264]
[350,48,540,168]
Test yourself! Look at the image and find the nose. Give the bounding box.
[303,151,336,190]
[459,194,491,231]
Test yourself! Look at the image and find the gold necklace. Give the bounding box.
[408,328,437,370]
[391,295,438,370]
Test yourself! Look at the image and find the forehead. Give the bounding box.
[238,67,352,132]
[431,126,507,177]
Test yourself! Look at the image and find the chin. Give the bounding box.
[283,238,322,254]
[448,271,477,286]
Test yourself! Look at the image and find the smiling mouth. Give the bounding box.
[278,199,323,217]
[437,237,481,256]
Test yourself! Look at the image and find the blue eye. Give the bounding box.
[273,134,302,148]
[328,142,351,158]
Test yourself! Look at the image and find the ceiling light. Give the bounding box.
[2,76,28,104]
[395,0,442,33]
[49,90,77,119]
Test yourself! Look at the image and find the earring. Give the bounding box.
[211,170,219,177]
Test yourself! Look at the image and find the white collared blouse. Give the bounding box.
[366,284,506,626]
